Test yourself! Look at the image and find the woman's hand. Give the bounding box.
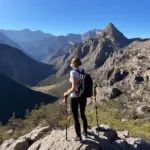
[63,92,68,97]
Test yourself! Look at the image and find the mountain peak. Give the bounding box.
[105,23,119,35]
[106,22,115,28]
[103,23,129,47]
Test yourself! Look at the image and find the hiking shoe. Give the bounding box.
[73,136,82,141]
[82,131,88,138]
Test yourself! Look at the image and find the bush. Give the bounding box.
[1,100,150,142]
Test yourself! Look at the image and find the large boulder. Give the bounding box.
[95,87,122,101]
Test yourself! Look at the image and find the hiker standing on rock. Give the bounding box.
[63,57,93,141]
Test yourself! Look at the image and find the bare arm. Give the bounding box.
[64,77,77,96]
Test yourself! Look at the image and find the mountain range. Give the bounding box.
[47,23,131,76]
[0,29,102,61]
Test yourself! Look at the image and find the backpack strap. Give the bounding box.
[75,69,84,74]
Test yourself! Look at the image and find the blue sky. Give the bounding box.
[0,0,150,37]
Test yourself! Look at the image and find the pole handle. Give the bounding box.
[64,95,68,104]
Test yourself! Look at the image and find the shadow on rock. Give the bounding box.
[81,129,150,150]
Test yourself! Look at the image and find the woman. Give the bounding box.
[63,57,88,141]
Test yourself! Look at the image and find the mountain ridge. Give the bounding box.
[49,23,131,76]
[0,28,103,61]
[0,72,57,123]
[0,44,55,86]
[0,32,22,50]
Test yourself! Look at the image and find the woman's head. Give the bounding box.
[70,57,82,68]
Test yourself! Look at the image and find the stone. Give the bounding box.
[117,130,129,139]
[7,138,29,150]
[21,126,50,141]
[0,126,51,150]
[0,139,14,150]
[136,105,150,116]
[6,130,13,134]
[103,129,118,141]
[122,119,127,122]
[126,137,141,145]
[99,124,111,130]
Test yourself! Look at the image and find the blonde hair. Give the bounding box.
[71,57,82,68]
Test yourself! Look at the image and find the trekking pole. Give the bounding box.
[64,95,68,141]
[93,83,100,135]
[93,83,98,127]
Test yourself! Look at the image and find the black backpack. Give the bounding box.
[75,69,93,98]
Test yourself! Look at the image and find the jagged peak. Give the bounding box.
[102,23,129,47]
[106,22,115,28]
[105,23,120,34]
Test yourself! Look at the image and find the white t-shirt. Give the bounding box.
[69,68,84,97]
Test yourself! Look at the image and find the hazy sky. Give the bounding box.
[0,0,150,37]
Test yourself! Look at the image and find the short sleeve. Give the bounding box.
[70,70,78,78]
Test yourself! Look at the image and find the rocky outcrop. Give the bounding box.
[0,126,51,150]
[92,39,150,119]
[1,125,149,150]
[95,87,122,101]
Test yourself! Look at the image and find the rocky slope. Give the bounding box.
[91,39,150,119]
[48,23,130,76]
[1,125,150,150]
[0,72,57,123]
[0,44,55,86]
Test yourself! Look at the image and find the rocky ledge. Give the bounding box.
[0,125,150,150]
